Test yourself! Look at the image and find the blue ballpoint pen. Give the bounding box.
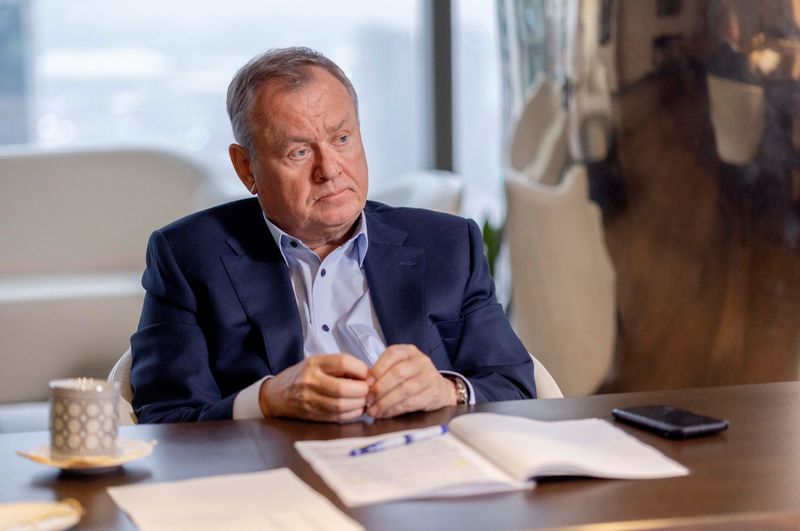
[349,424,449,456]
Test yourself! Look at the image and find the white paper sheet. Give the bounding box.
[448,413,690,482]
[107,468,363,531]
[295,428,531,507]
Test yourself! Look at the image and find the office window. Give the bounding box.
[7,0,428,196]
[0,0,30,144]
[453,0,505,223]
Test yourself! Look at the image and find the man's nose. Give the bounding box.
[313,146,342,181]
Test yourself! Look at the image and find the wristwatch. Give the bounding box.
[447,375,469,405]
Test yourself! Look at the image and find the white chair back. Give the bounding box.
[0,146,209,275]
[0,146,209,403]
[108,347,137,425]
[369,170,463,215]
[505,166,616,396]
[707,74,765,165]
[509,78,569,185]
[530,353,563,399]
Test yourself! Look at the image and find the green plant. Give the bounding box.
[482,219,503,278]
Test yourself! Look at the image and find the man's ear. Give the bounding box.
[229,143,257,194]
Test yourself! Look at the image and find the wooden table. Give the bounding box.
[2,382,799,530]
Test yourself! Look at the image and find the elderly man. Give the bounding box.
[131,47,535,423]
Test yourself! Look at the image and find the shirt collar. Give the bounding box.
[262,212,369,267]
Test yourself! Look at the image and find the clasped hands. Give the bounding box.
[258,344,458,421]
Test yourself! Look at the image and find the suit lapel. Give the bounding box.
[364,212,428,349]
[219,202,429,372]
[220,204,304,375]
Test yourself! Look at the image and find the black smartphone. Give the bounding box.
[611,404,729,439]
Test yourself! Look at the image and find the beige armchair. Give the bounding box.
[509,78,569,187]
[0,146,209,424]
[368,169,463,215]
[504,77,617,396]
[505,167,616,396]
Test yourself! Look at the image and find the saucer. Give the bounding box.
[17,438,155,474]
[0,498,83,530]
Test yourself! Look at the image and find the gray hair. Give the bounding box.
[226,46,359,151]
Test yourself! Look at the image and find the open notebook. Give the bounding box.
[295,412,689,507]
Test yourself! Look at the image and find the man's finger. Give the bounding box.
[369,344,416,380]
[368,356,435,415]
[312,370,370,399]
[311,394,367,414]
[369,377,430,418]
[368,358,421,403]
[316,353,370,380]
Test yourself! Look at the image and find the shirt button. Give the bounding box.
[322,324,330,332]
[320,269,327,277]
[290,241,298,248]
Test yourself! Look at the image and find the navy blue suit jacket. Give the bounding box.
[131,198,535,423]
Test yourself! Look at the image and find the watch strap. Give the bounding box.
[446,375,469,405]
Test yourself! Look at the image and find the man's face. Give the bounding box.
[237,67,368,245]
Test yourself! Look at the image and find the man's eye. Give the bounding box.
[336,134,350,145]
[290,148,309,159]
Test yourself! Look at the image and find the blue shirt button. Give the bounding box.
[321,269,327,277]
[322,324,330,332]
[290,241,298,248]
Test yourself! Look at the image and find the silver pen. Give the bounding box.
[348,424,449,457]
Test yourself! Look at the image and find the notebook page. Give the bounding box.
[449,413,689,483]
[295,428,531,507]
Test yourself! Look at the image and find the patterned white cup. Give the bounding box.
[49,378,120,459]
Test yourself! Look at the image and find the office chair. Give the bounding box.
[368,170,463,215]
[504,77,616,396]
[530,353,563,399]
[108,347,563,424]
[0,146,209,407]
[108,347,137,425]
[505,167,616,396]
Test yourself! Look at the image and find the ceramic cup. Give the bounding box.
[49,378,120,459]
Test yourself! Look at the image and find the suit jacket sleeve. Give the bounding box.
[130,229,236,422]
[449,218,537,402]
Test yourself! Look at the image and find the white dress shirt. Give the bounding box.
[232,212,474,419]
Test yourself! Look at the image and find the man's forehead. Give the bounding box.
[255,68,352,110]
[253,81,356,140]
[261,102,354,137]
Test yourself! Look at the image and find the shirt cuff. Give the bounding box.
[439,370,476,405]
[232,375,272,420]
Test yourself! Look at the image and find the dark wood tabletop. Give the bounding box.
[2,381,799,530]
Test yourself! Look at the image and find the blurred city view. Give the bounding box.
[1,0,504,214]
